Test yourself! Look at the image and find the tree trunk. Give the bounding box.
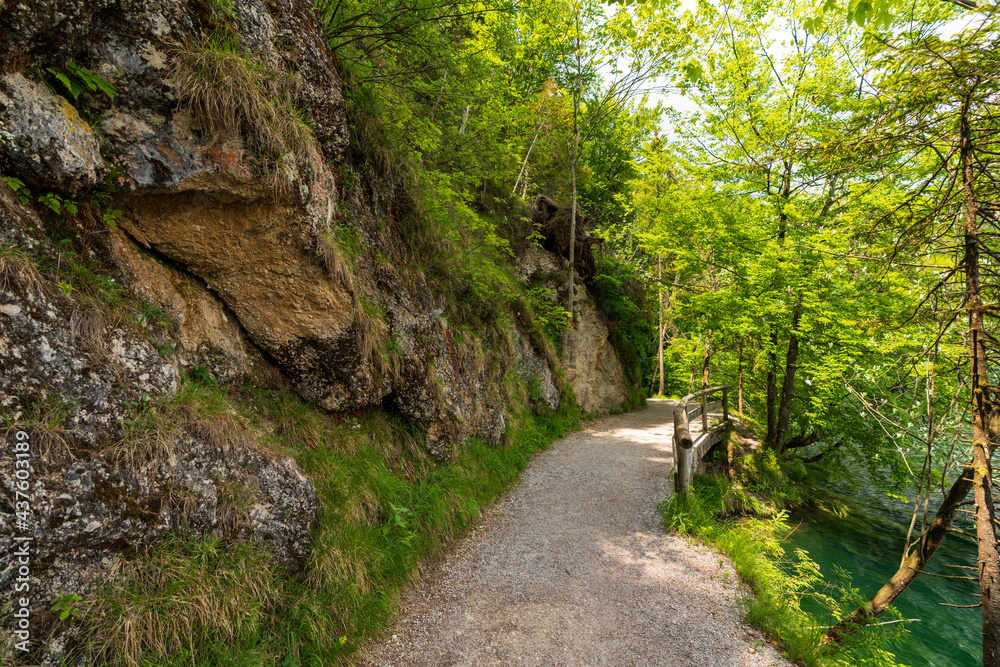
[775,302,803,452]
[564,28,581,358]
[458,105,470,134]
[513,128,540,195]
[687,332,703,395]
[701,329,712,390]
[767,163,793,448]
[658,255,665,396]
[960,92,1000,667]
[765,334,778,447]
[738,338,744,415]
[826,465,977,643]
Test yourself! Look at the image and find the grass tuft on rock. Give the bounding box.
[170,31,316,170]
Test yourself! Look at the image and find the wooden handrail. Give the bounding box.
[672,384,731,493]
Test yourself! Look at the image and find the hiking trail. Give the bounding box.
[358,399,791,666]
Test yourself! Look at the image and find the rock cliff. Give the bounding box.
[516,245,628,414]
[0,0,631,661]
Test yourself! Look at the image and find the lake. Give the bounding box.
[784,478,982,667]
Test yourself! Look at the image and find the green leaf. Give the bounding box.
[38,193,61,213]
[94,77,117,100]
[47,68,82,100]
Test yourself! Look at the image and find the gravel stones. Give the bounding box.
[358,400,793,667]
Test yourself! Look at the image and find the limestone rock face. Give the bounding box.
[118,193,369,410]
[0,188,318,641]
[564,282,628,414]
[516,245,628,414]
[106,225,274,382]
[514,333,560,411]
[0,73,105,195]
[0,196,179,444]
[0,0,508,457]
[0,0,568,648]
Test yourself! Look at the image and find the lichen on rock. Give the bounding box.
[0,73,105,196]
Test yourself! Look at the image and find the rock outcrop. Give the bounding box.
[0,185,317,662]
[0,0,509,458]
[516,245,628,414]
[0,74,105,195]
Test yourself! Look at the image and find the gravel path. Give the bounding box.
[357,399,792,667]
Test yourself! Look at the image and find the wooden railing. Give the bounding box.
[672,385,731,493]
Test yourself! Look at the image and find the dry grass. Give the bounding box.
[2,399,76,467]
[215,480,256,538]
[306,532,376,595]
[182,407,252,457]
[314,233,355,291]
[80,538,281,667]
[170,32,316,168]
[69,306,106,350]
[112,386,254,470]
[353,297,390,375]
[0,244,43,295]
[113,404,180,470]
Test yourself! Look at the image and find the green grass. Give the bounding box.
[659,475,909,667]
[1,237,177,342]
[57,379,579,666]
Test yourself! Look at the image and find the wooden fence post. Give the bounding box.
[673,384,731,495]
[701,391,708,432]
[677,439,691,493]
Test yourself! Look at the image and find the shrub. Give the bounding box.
[523,286,570,346]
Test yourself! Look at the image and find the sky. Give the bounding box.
[645,0,991,140]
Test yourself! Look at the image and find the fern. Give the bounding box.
[47,62,116,101]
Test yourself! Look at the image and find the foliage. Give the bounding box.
[730,449,811,513]
[315,0,677,391]
[3,176,31,205]
[210,0,237,21]
[37,192,78,215]
[46,61,116,101]
[522,286,570,345]
[588,254,655,384]
[51,593,84,622]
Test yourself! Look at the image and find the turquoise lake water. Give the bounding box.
[783,481,982,667]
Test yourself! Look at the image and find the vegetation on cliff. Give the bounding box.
[0,0,654,663]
